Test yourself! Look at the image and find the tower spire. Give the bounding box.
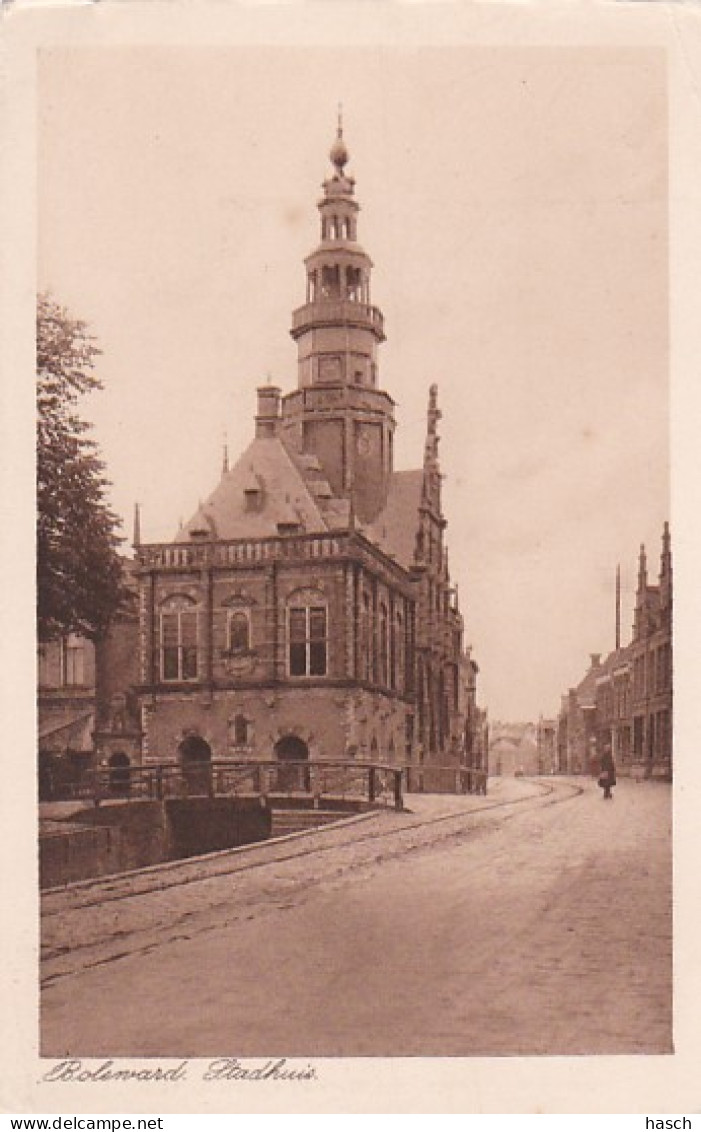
[424,384,442,466]
[222,430,229,475]
[661,520,672,576]
[284,121,393,525]
[637,543,648,590]
[634,543,649,640]
[421,384,443,518]
[132,502,141,549]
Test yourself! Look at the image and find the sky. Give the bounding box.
[37,45,668,721]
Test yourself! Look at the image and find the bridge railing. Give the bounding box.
[44,761,487,809]
[404,765,488,796]
[58,760,405,812]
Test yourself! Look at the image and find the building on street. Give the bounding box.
[558,523,672,779]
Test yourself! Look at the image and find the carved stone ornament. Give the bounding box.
[225,653,255,678]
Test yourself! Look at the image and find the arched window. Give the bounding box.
[416,657,426,746]
[160,595,198,682]
[231,714,248,747]
[361,592,372,682]
[379,603,389,688]
[321,265,340,298]
[394,609,404,692]
[228,609,250,653]
[288,590,328,677]
[346,266,362,302]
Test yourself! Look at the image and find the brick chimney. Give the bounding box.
[589,653,601,669]
[255,386,282,438]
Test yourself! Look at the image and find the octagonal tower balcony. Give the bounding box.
[290,298,385,342]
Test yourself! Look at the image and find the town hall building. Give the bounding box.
[41,123,486,789]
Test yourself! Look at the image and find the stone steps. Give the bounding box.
[270,809,349,838]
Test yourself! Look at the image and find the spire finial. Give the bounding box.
[330,106,349,174]
[222,430,229,475]
[132,502,141,548]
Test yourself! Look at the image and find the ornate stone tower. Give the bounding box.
[281,117,395,524]
[633,542,649,640]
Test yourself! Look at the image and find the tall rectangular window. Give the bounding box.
[309,607,327,676]
[378,604,389,688]
[288,606,327,677]
[181,611,198,679]
[162,614,180,680]
[161,606,198,682]
[64,638,85,685]
[289,608,307,676]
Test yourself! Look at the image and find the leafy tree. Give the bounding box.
[37,293,128,642]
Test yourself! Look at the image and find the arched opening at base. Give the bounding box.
[108,751,131,796]
[274,735,309,762]
[178,735,213,763]
[274,735,310,793]
[178,735,213,795]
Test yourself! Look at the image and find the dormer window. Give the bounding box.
[277,520,301,535]
[243,470,263,513]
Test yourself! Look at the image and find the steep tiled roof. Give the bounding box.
[576,643,634,706]
[364,469,423,569]
[176,437,329,542]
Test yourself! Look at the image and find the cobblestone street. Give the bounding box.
[41,777,672,1057]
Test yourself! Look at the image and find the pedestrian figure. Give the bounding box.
[598,750,616,800]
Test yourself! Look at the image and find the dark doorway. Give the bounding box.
[178,735,212,763]
[274,735,310,792]
[178,735,212,795]
[108,751,131,796]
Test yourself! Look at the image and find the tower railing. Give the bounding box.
[291,300,384,336]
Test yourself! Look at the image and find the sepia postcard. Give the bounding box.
[1,0,700,1117]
